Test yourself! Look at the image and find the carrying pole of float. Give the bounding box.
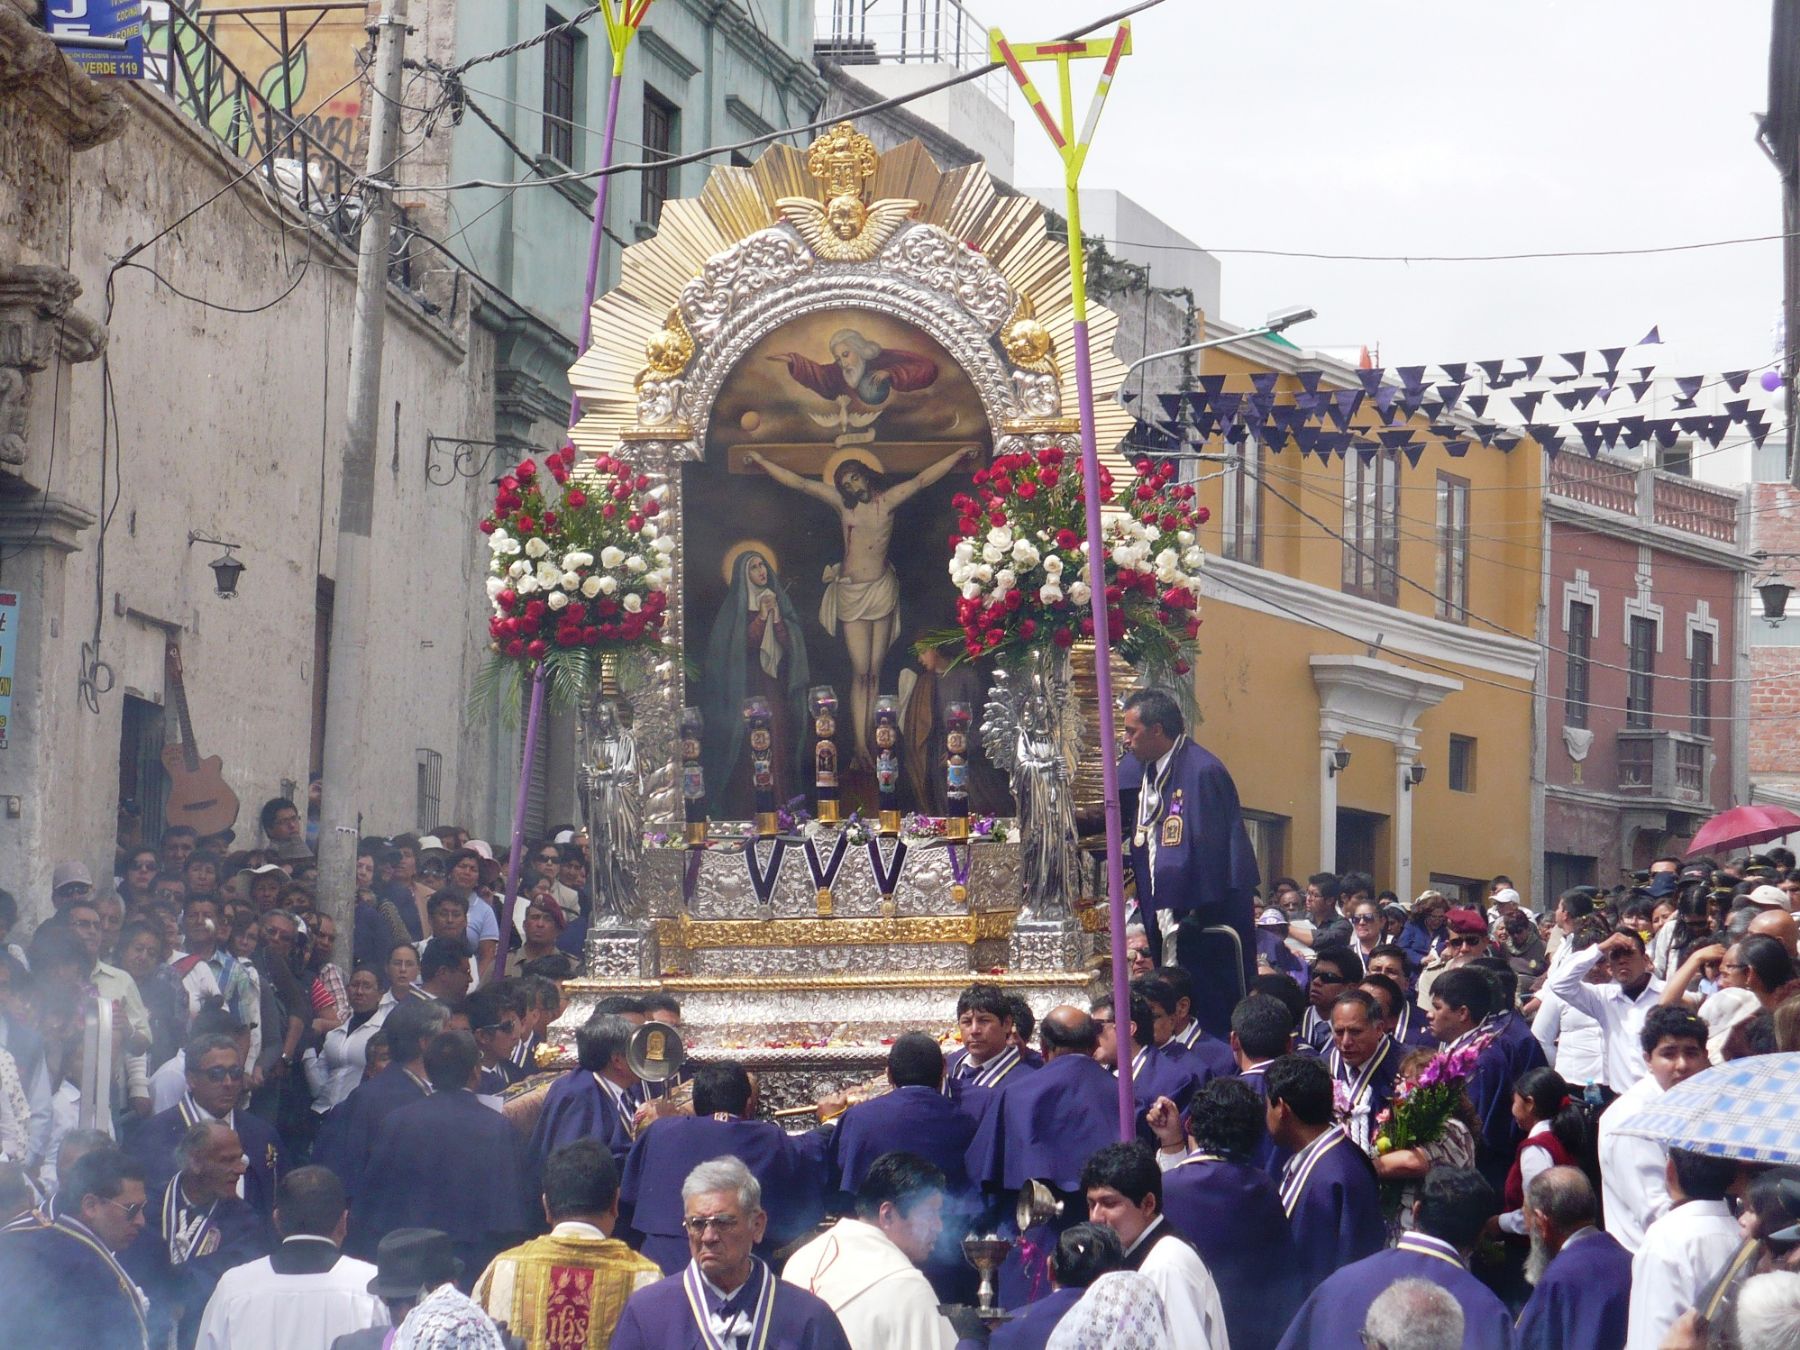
[991,22,1137,1141]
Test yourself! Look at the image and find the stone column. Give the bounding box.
[1394,737,1420,903]
[1318,732,1343,875]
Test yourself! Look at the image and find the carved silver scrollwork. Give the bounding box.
[877,224,1017,333]
[1013,372,1062,419]
[679,229,816,347]
[636,379,684,427]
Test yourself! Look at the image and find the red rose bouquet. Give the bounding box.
[477,444,672,703]
[944,449,1209,668]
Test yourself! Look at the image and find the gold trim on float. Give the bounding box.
[562,969,1095,995]
[564,122,1137,468]
[648,910,1019,949]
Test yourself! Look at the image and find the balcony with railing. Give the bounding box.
[1547,452,1743,547]
[814,0,1008,104]
[1617,729,1712,805]
[140,2,415,285]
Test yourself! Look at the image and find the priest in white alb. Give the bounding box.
[783,1152,958,1350]
[1080,1142,1229,1349]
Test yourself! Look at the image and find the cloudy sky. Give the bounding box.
[984,0,1782,390]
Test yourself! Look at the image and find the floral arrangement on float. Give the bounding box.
[943,450,1208,672]
[475,444,674,707]
[926,447,1210,929]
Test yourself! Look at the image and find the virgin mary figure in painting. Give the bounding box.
[702,542,811,818]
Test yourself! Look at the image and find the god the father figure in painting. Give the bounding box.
[744,444,973,768]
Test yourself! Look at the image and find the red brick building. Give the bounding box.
[1543,456,1749,894]
[1748,478,1800,817]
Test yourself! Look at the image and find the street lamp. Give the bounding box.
[1119,305,1319,390]
[188,532,246,598]
[1758,574,1792,625]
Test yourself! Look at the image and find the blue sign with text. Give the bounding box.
[43,0,145,79]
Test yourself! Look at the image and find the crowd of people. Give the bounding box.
[1,793,1799,1349]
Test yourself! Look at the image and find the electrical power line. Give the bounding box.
[1243,472,1783,688]
[394,0,1171,193]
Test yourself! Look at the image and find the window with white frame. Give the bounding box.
[1343,449,1399,603]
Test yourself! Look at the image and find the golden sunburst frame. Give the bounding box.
[560,122,1135,1011]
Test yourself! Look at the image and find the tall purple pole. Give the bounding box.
[498,62,628,985]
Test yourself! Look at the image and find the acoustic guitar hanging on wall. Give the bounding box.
[160,643,240,837]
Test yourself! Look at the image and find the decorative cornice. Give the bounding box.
[0,488,96,551]
[1546,495,1751,569]
[637,27,701,81]
[654,910,1019,950]
[0,4,129,150]
[1201,554,1542,685]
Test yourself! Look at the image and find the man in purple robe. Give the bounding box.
[120,1120,269,1350]
[315,998,446,1212]
[1091,990,1203,1137]
[1515,1165,1632,1350]
[1265,1054,1384,1291]
[966,1008,1121,1198]
[1277,1166,1513,1350]
[812,1032,977,1200]
[1120,690,1260,1035]
[609,1156,851,1350]
[1226,994,1295,1177]
[966,1007,1122,1305]
[943,983,1038,1121]
[1323,991,1400,1155]
[1138,969,1237,1084]
[1149,1077,1295,1350]
[621,1061,819,1274]
[527,1010,637,1184]
[356,1031,531,1282]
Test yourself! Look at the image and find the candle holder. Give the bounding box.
[743,697,777,837]
[945,700,972,841]
[810,685,840,826]
[680,706,707,847]
[874,694,901,836]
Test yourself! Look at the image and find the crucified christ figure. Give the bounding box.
[743,445,974,769]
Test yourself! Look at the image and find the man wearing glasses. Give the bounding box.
[0,1147,151,1348]
[610,1156,850,1350]
[1415,909,1489,1012]
[130,1033,287,1219]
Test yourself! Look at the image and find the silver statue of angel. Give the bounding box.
[983,653,1082,921]
[581,697,644,923]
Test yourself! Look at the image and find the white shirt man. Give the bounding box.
[1625,1193,1741,1350]
[784,1215,954,1350]
[1119,1215,1228,1348]
[1531,986,1605,1087]
[196,1217,385,1349]
[1598,1010,1711,1254]
[1546,935,1665,1093]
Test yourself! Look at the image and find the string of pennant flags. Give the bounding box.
[1123,325,1785,465]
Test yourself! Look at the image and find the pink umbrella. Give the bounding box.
[1685,804,1800,858]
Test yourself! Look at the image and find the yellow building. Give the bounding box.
[1178,327,1545,907]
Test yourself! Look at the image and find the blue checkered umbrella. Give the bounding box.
[1614,1054,1800,1165]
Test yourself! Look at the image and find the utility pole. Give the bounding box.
[317,0,410,972]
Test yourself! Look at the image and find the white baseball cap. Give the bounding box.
[1749,884,1791,912]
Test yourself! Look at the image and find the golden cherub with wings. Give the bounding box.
[776,122,917,263]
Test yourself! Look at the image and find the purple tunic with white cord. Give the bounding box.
[1278,1126,1385,1294]
[1514,1227,1632,1350]
[1163,1153,1295,1350]
[1276,1232,1514,1350]
[620,1114,820,1273]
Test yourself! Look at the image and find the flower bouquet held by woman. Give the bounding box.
[1372,1044,1482,1235]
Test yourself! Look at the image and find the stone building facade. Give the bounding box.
[0,3,500,928]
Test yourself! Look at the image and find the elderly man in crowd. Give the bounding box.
[609,1157,851,1350]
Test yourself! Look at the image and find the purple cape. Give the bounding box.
[1275,1236,1514,1350]
[527,1069,632,1183]
[1162,1157,1296,1350]
[1515,1228,1632,1350]
[965,1052,1121,1194]
[356,1089,531,1247]
[608,1262,851,1350]
[620,1115,821,1272]
[1282,1133,1385,1292]
[313,1064,425,1199]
